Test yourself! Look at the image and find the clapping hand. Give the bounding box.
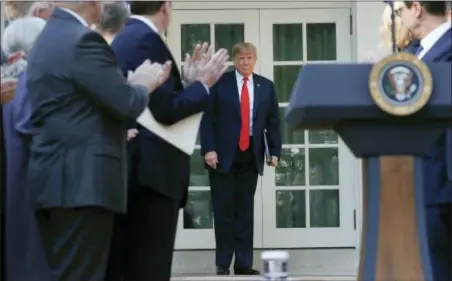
[195,48,229,88]
[182,42,212,83]
[128,60,172,93]
[182,42,229,88]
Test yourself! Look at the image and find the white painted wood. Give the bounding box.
[259,8,356,248]
[173,1,352,10]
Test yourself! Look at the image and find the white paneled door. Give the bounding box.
[167,8,357,249]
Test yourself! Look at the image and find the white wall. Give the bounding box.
[353,1,388,61]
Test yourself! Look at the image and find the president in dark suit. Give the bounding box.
[106,1,229,280]
[399,1,452,280]
[200,42,282,275]
[25,2,170,280]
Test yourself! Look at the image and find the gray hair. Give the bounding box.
[27,2,54,16]
[98,2,129,34]
[2,17,46,56]
[3,1,52,21]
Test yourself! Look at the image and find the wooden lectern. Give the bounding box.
[285,61,452,281]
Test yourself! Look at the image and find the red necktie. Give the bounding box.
[239,77,250,151]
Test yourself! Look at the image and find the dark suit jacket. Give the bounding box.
[112,18,209,205]
[1,48,6,63]
[200,71,282,175]
[405,28,452,205]
[26,8,149,214]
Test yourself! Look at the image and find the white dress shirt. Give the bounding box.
[59,7,89,27]
[418,21,451,59]
[236,70,254,135]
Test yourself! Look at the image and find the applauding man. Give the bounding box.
[107,1,229,281]
[25,2,170,280]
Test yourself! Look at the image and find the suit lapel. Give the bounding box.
[422,28,452,61]
[252,75,261,122]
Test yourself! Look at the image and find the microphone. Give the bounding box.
[1,51,27,81]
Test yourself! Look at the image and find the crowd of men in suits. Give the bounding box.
[0,1,281,280]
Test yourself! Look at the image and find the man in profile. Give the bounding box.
[398,1,451,280]
[26,1,170,280]
[200,42,282,275]
[106,1,228,280]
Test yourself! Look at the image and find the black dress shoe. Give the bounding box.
[234,267,261,275]
[216,267,230,275]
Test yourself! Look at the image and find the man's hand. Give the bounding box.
[195,48,229,88]
[182,42,212,83]
[128,60,172,93]
[205,151,219,169]
[127,129,139,141]
[267,156,279,167]
[1,79,17,104]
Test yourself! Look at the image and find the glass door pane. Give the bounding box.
[259,8,357,248]
[167,9,260,249]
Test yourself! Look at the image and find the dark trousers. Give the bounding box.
[209,144,258,269]
[426,205,451,281]
[35,207,114,281]
[105,187,180,281]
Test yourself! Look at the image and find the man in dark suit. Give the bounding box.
[200,42,282,275]
[26,2,171,280]
[399,2,452,280]
[106,1,229,281]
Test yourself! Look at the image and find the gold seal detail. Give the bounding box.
[369,52,433,116]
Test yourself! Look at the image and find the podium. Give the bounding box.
[285,59,452,281]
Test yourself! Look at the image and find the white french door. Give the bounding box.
[167,10,261,249]
[167,8,358,250]
[259,9,357,248]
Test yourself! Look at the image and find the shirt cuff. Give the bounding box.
[201,83,210,94]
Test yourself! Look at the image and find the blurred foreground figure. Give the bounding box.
[96,2,130,44]
[2,16,50,281]
[26,1,170,280]
[397,1,452,280]
[2,1,54,21]
[106,1,229,280]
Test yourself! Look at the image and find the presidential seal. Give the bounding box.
[369,52,433,116]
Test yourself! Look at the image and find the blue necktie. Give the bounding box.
[414,45,424,57]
